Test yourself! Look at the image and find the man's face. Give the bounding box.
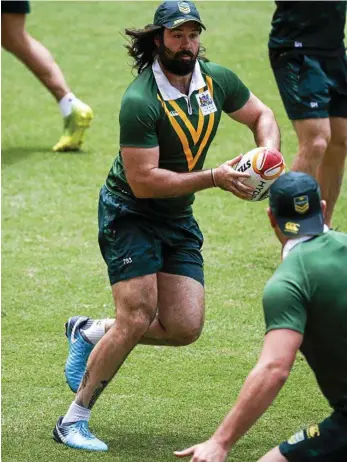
[157,22,201,76]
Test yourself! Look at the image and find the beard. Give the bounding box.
[158,43,198,76]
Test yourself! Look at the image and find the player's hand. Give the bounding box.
[213,155,254,200]
[174,438,228,462]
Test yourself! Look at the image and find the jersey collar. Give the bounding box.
[282,225,330,260]
[152,58,206,101]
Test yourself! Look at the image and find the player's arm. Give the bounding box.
[122,147,252,199]
[175,329,303,462]
[228,93,281,150]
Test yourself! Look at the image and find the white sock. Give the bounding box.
[62,401,91,424]
[59,92,76,117]
[82,319,108,345]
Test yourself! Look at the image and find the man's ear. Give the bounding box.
[321,200,326,218]
[267,207,277,229]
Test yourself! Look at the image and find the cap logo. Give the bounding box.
[284,222,300,234]
[173,18,185,25]
[294,195,309,214]
[178,1,191,14]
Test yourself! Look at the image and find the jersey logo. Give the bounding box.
[294,195,309,214]
[196,90,217,116]
[284,222,300,234]
[169,110,179,117]
[178,2,190,14]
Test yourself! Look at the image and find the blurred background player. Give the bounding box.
[175,172,347,462]
[52,1,280,452]
[268,1,347,228]
[1,0,93,151]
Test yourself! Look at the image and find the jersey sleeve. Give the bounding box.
[204,62,251,113]
[119,93,159,148]
[222,69,251,113]
[262,277,308,335]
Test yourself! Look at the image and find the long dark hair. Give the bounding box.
[125,25,163,75]
[125,24,208,75]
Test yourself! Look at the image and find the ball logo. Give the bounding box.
[252,148,285,181]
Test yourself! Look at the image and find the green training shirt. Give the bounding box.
[263,231,347,412]
[269,1,346,55]
[105,59,250,219]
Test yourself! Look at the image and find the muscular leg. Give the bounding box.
[316,117,347,227]
[88,273,204,346]
[1,13,70,101]
[258,447,289,462]
[142,273,204,346]
[291,118,331,177]
[75,274,158,409]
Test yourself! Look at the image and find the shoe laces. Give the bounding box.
[74,421,94,440]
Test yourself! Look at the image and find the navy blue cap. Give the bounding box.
[154,1,206,30]
[269,172,324,236]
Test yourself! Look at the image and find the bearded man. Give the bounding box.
[53,1,280,451]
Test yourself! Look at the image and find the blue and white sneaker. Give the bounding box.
[53,416,108,451]
[65,316,94,393]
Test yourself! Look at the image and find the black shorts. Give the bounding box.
[279,411,347,461]
[269,50,347,120]
[1,1,30,14]
[98,186,204,286]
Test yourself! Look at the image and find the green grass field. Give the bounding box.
[2,2,346,461]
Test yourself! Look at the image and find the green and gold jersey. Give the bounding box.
[105,59,250,219]
[269,1,346,55]
[263,230,347,412]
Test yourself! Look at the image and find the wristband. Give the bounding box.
[211,168,217,187]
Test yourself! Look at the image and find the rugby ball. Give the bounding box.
[235,147,285,201]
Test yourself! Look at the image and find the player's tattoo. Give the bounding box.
[79,368,90,391]
[88,380,109,409]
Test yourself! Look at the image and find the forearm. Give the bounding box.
[252,109,281,150]
[212,363,287,451]
[127,167,215,198]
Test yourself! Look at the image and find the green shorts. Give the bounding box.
[279,411,347,461]
[269,50,347,120]
[1,1,30,14]
[98,186,204,286]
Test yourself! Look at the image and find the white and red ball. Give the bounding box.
[235,147,286,201]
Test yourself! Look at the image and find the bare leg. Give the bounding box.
[258,447,289,462]
[2,13,70,101]
[291,118,331,176]
[102,273,204,346]
[142,272,204,346]
[75,274,158,409]
[316,117,347,227]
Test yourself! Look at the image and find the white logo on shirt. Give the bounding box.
[310,102,318,108]
[196,90,217,116]
[294,41,303,48]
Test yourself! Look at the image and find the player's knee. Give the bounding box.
[329,135,347,154]
[171,323,203,346]
[121,299,156,336]
[310,134,330,156]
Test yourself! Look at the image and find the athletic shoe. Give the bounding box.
[53,103,93,152]
[65,316,94,393]
[53,416,108,451]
